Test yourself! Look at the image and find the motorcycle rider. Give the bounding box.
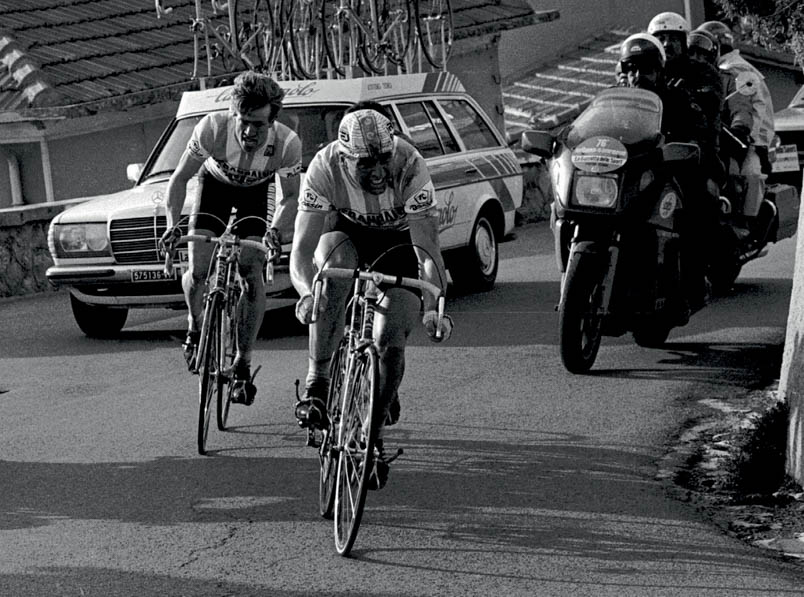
[648,12,724,186]
[699,20,775,219]
[617,32,713,311]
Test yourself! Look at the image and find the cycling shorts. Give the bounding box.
[191,167,269,238]
[330,215,418,281]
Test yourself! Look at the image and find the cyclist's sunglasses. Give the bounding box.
[354,152,393,169]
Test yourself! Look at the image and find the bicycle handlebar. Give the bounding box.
[311,267,447,339]
[162,234,277,281]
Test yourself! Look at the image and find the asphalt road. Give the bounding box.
[1,222,803,596]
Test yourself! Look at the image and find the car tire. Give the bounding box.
[70,293,128,338]
[448,209,499,293]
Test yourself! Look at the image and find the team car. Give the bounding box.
[46,72,524,337]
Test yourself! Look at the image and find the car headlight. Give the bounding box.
[54,223,110,257]
[573,174,618,208]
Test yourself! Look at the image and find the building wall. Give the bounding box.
[499,0,702,82]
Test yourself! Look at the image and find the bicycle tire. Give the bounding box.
[288,0,325,79]
[319,336,349,519]
[321,0,353,77]
[334,344,379,556]
[198,293,223,455]
[358,0,412,74]
[216,285,239,431]
[415,0,453,70]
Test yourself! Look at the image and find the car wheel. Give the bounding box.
[449,210,499,293]
[70,293,128,338]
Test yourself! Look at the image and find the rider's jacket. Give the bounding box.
[298,136,437,231]
[187,112,303,187]
[719,50,775,148]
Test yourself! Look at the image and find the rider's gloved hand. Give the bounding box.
[422,311,453,342]
[295,292,327,325]
[263,227,282,264]
[159,225,182,253]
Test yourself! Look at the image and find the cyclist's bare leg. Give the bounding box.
[183,228,216,331]
[373,288,419,424]
[236,240,268,365]
[307,231,356,387]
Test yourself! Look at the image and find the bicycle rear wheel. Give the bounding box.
[319,336,349,519]
[217,287,239,431]
[334,344,379,556]
[288,0,326,79]
[198,294,222,455]
[415,0,453,69]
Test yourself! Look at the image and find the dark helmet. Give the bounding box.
[688,29,719,62]
[699,21,734,54]
[619,33,666,71]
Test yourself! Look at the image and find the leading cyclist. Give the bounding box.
[291,109,453,471]
[160,71,302,404]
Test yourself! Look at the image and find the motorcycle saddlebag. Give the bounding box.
[767,183,800,241]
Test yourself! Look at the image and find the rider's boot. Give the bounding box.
[231,359,258,406]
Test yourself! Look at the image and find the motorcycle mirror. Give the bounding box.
[520,130,555,159]
[662,142,700,164]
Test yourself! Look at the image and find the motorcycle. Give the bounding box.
[522,86,708,373]
[523,86,799,374]
[709,129,800,295]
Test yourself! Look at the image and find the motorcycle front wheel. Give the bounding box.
[558,250,605,374]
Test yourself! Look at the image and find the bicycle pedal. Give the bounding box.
[306,428,321,448]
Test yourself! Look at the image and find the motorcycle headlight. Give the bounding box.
[54,223,110,257]
[573,174,618,208]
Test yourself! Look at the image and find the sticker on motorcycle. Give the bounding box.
[571,137,628,173]
[659,192,678,219]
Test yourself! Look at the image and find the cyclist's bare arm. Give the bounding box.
[408,211,447,312]
[290,209,328,298]
[165,150,205,230]
[271,172,301,244]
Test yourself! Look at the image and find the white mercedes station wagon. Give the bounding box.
[47,72,523,337]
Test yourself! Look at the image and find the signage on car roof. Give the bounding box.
[177,72,467,118]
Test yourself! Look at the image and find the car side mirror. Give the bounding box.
[662,142,699,164]
[520,130,555,159]
[126,163,144,183]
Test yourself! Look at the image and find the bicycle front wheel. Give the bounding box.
[334,344,379,556]
[216,288,238,431]
[320,336,349,519]
[198,294,223,455]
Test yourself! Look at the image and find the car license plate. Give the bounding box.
[772,144,800,173]
[132,269,176,282]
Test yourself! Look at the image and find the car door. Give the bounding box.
[392,98,476,251]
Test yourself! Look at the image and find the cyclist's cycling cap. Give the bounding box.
[620,33,666,67]
[338,109,395,159]
[648,11,690,34]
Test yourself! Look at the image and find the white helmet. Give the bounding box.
[648,11,690,35]
[620,32,667,67]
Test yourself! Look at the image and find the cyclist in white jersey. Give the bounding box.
[161,71,302,404]
[291,109,453,464]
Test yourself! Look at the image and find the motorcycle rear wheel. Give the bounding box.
[558,251,605,374]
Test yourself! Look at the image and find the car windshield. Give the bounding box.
[565,87,663,149]
[140,105,350,181]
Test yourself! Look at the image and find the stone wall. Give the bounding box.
[0,201,80,298]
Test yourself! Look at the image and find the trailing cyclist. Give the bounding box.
[160,71,302,405]
[290,108,453,485]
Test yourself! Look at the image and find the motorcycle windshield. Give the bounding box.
[566,87,663,149]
